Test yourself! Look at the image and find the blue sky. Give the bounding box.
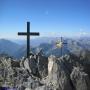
[0,0,90,39]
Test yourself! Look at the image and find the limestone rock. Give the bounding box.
[38,55,48,78]
[70,67,90,90]
[47,55,73,90]
[0,53,90,90]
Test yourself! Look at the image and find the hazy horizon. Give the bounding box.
[0,35,90,41]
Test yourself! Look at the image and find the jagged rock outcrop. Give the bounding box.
[22,51,48,78]
[38,55,48,78]
[71,67,90,90]
[0,53,90,90]
[37,54,90,90]
[45,55,73,90]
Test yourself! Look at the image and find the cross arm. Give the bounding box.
[18,32,27,35]
[30,32,40,36]
[18,32,40,36]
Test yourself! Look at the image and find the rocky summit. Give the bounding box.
[0,52,90,90]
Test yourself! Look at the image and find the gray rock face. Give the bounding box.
[46,55,73,90]
[23,54,48,78]
[39,54,90,90]
[29,56,38,76]
[71,67,90,90]
[38,55,48,78]
[0,53,90,90]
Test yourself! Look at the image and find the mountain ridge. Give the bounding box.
[0,37,90,59]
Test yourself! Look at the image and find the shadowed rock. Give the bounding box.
[71,67,90,90]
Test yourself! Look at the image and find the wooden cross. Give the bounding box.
[18,22,40,58]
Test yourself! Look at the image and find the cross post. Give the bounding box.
[18,22,40,58]
[60,37,67,56]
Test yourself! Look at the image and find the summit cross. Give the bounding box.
[18,22,40,58]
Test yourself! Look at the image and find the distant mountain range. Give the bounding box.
[0,39,21,58]
[0,37,90,59]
